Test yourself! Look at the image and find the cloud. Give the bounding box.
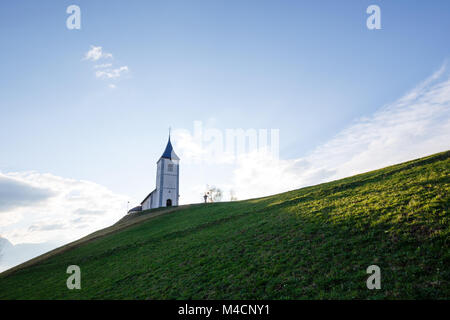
[95,66,129,79]
[83,46,113,61]
[28,223,66,232]
[83,45,129,87]
[74,208,105,216]
[0,172,129,245]
[171,121,274,165]
[0,174,54,212]
[94,63,113,69]
[229,63,450,200]
[172,128,209,164]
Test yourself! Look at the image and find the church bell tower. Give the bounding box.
[155,135,180,207]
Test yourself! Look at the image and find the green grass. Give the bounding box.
[0,151,449,299]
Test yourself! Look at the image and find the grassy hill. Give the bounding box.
[0,151,449,299]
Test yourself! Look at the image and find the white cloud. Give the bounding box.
[0,174,54,212]
[172,122,277,166]
[95,66,129,79]
[0,172,130,245]
[0,212,22,228]
[172,128,208,163]
[94,63,113,69]
[28,223,66,232]
[229,64,450,200]
[83,45,113,61]
[83,45,129,87]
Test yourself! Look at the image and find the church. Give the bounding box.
[128,135,180,214]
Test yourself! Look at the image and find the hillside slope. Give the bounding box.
[0,151,449,299]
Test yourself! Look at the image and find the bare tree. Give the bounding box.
[205,185,223,203]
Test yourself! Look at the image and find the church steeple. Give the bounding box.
[160,131,179,160]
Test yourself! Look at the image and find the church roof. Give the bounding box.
[141,189,156,205]
[160,136,179,160]
[127,205,142,214]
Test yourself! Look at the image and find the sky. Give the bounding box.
[0,1,449,271]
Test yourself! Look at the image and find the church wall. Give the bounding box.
[155,158,179,207]
[155,159,163,207]
[160,187,178,206]
[142,191,155,210]
[142,197,150,210]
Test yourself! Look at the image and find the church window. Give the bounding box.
[168,163,174,172]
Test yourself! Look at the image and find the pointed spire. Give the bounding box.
[160,128,179,160]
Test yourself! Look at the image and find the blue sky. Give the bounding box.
[0,1,449,270]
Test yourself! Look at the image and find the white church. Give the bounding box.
[128,135,180,214]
